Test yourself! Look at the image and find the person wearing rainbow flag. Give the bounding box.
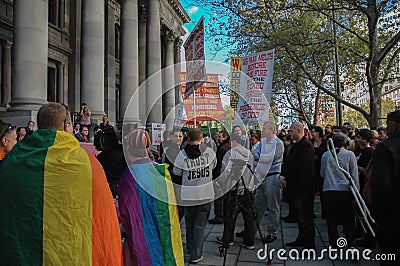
[118,128,184,266]
[0,102,122,265]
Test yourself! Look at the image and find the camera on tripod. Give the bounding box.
[218,157,271,265]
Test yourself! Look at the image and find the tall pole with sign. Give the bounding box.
[183,16,207,127]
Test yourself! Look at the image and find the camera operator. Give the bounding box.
[216,132,256,250]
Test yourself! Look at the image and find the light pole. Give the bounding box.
[331,0,342,126]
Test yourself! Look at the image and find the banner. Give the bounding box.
[235,50,274,124]
[180,72,226,123]
[230,57,242,121]
[183,16,207,99]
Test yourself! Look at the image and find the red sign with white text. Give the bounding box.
[180,72,226,122]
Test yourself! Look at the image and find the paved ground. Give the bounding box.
[180,196,381,266]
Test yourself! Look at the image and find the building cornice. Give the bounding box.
[169,0,190,24]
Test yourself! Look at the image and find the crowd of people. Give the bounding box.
[0,102,399,265]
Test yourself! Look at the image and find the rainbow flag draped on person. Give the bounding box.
[118,162,184,266]
[0,129,122,265]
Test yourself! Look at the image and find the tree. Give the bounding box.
[193,0,400,128]
[342,97,397,128]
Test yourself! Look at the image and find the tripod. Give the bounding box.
[218,159,272,266]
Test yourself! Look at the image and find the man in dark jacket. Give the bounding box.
[370,110,400,264]
[163,128,184,220]
[209,130,230,224]
[281,121,316,249]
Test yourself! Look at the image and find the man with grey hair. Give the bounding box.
[281,121,316,249]
[253,120,284,243]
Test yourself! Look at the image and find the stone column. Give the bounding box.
[81,0,105,122]
[120,0,140,125]
[146,0,162,127]
[57,63,64,103]
[10,0,48,111]
[3,41,11,108]
[138,4,147,124]
[105,3,116,122]
[174,38,183,106]
[163,30,175,129]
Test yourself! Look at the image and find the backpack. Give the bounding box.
[94,125,120,152]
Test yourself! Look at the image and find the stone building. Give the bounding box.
[0,0,189,129]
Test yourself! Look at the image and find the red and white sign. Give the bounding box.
[183,16,207,99]
[236,50,275,124]
[180,72,226,122]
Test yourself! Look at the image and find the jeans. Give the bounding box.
[184,203,211,260]
[253,174,282,236]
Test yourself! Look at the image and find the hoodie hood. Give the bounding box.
[184,143,207,159]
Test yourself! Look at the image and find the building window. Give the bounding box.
[48,66,56,102]
[116,85,120,121]
[115,24,121,60]
[49,0,58,26]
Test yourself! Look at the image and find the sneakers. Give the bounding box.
[265,234,277,243]
[240,241,255,250]
[216,236,234,246]
[190,256,204,264]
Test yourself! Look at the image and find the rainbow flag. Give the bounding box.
[118,162,184,266]
[0,129,122,265]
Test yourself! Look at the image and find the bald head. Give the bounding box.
[289,121,304,141]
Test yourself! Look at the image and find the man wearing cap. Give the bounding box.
[370,110,400,263]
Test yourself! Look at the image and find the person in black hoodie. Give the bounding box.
[173,128,217,264]
[95,125,127,197]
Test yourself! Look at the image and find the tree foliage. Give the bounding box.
[342,97,397,128]
[193,0,400,128]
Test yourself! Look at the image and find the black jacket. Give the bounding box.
[281,136,316,196]
[370,135,400,246]
[212,139,230,180]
